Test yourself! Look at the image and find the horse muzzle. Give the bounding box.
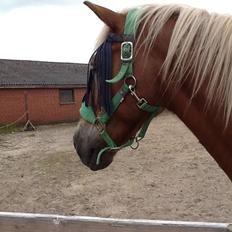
[73,120,114,170]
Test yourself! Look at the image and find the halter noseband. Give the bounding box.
[80,9,161,165]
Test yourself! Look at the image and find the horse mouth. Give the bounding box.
[87,149,114,171]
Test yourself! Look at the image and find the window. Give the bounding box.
[59,89,75,104]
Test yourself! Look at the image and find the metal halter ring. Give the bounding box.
[95,118,105,132]
[137,98,148,109]
[130,137,140,150]
[124,75,136,89]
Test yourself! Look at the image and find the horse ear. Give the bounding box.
[84,1,125,33]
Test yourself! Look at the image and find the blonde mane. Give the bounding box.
[134,4,232,126]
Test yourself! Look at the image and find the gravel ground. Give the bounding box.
[0,111,231,223]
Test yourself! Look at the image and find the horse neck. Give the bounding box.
[163,78,232,182]
[141,13,232,182]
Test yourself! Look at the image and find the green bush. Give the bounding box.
[0,125,21,134]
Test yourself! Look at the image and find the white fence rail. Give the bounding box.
[0,212,231,232]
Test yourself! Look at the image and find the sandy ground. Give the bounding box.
[0,111,231,223]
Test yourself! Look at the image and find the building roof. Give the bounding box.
[0,59,87,88]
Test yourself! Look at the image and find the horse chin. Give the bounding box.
[87,150,115,171]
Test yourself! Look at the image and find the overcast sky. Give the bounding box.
[0,0,231,63]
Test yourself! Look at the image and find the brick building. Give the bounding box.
[0,59,87,126]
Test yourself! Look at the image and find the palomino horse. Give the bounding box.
[73,1,232,182]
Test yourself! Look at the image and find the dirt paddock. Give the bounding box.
[0,111,231,223]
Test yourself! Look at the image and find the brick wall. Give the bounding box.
[0,89,26,125]
[0,88,85,126]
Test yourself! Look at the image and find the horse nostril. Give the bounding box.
[90,147,95,154]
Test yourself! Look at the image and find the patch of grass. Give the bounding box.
[0,125,21,134]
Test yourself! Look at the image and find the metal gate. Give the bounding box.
[0,212,231,232]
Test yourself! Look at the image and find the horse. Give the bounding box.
[73,1,232,182]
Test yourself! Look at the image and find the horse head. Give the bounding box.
[73,2,164,170]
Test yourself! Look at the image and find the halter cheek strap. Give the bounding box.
[80,9,162,165]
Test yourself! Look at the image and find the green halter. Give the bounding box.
[80,9,161,165]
